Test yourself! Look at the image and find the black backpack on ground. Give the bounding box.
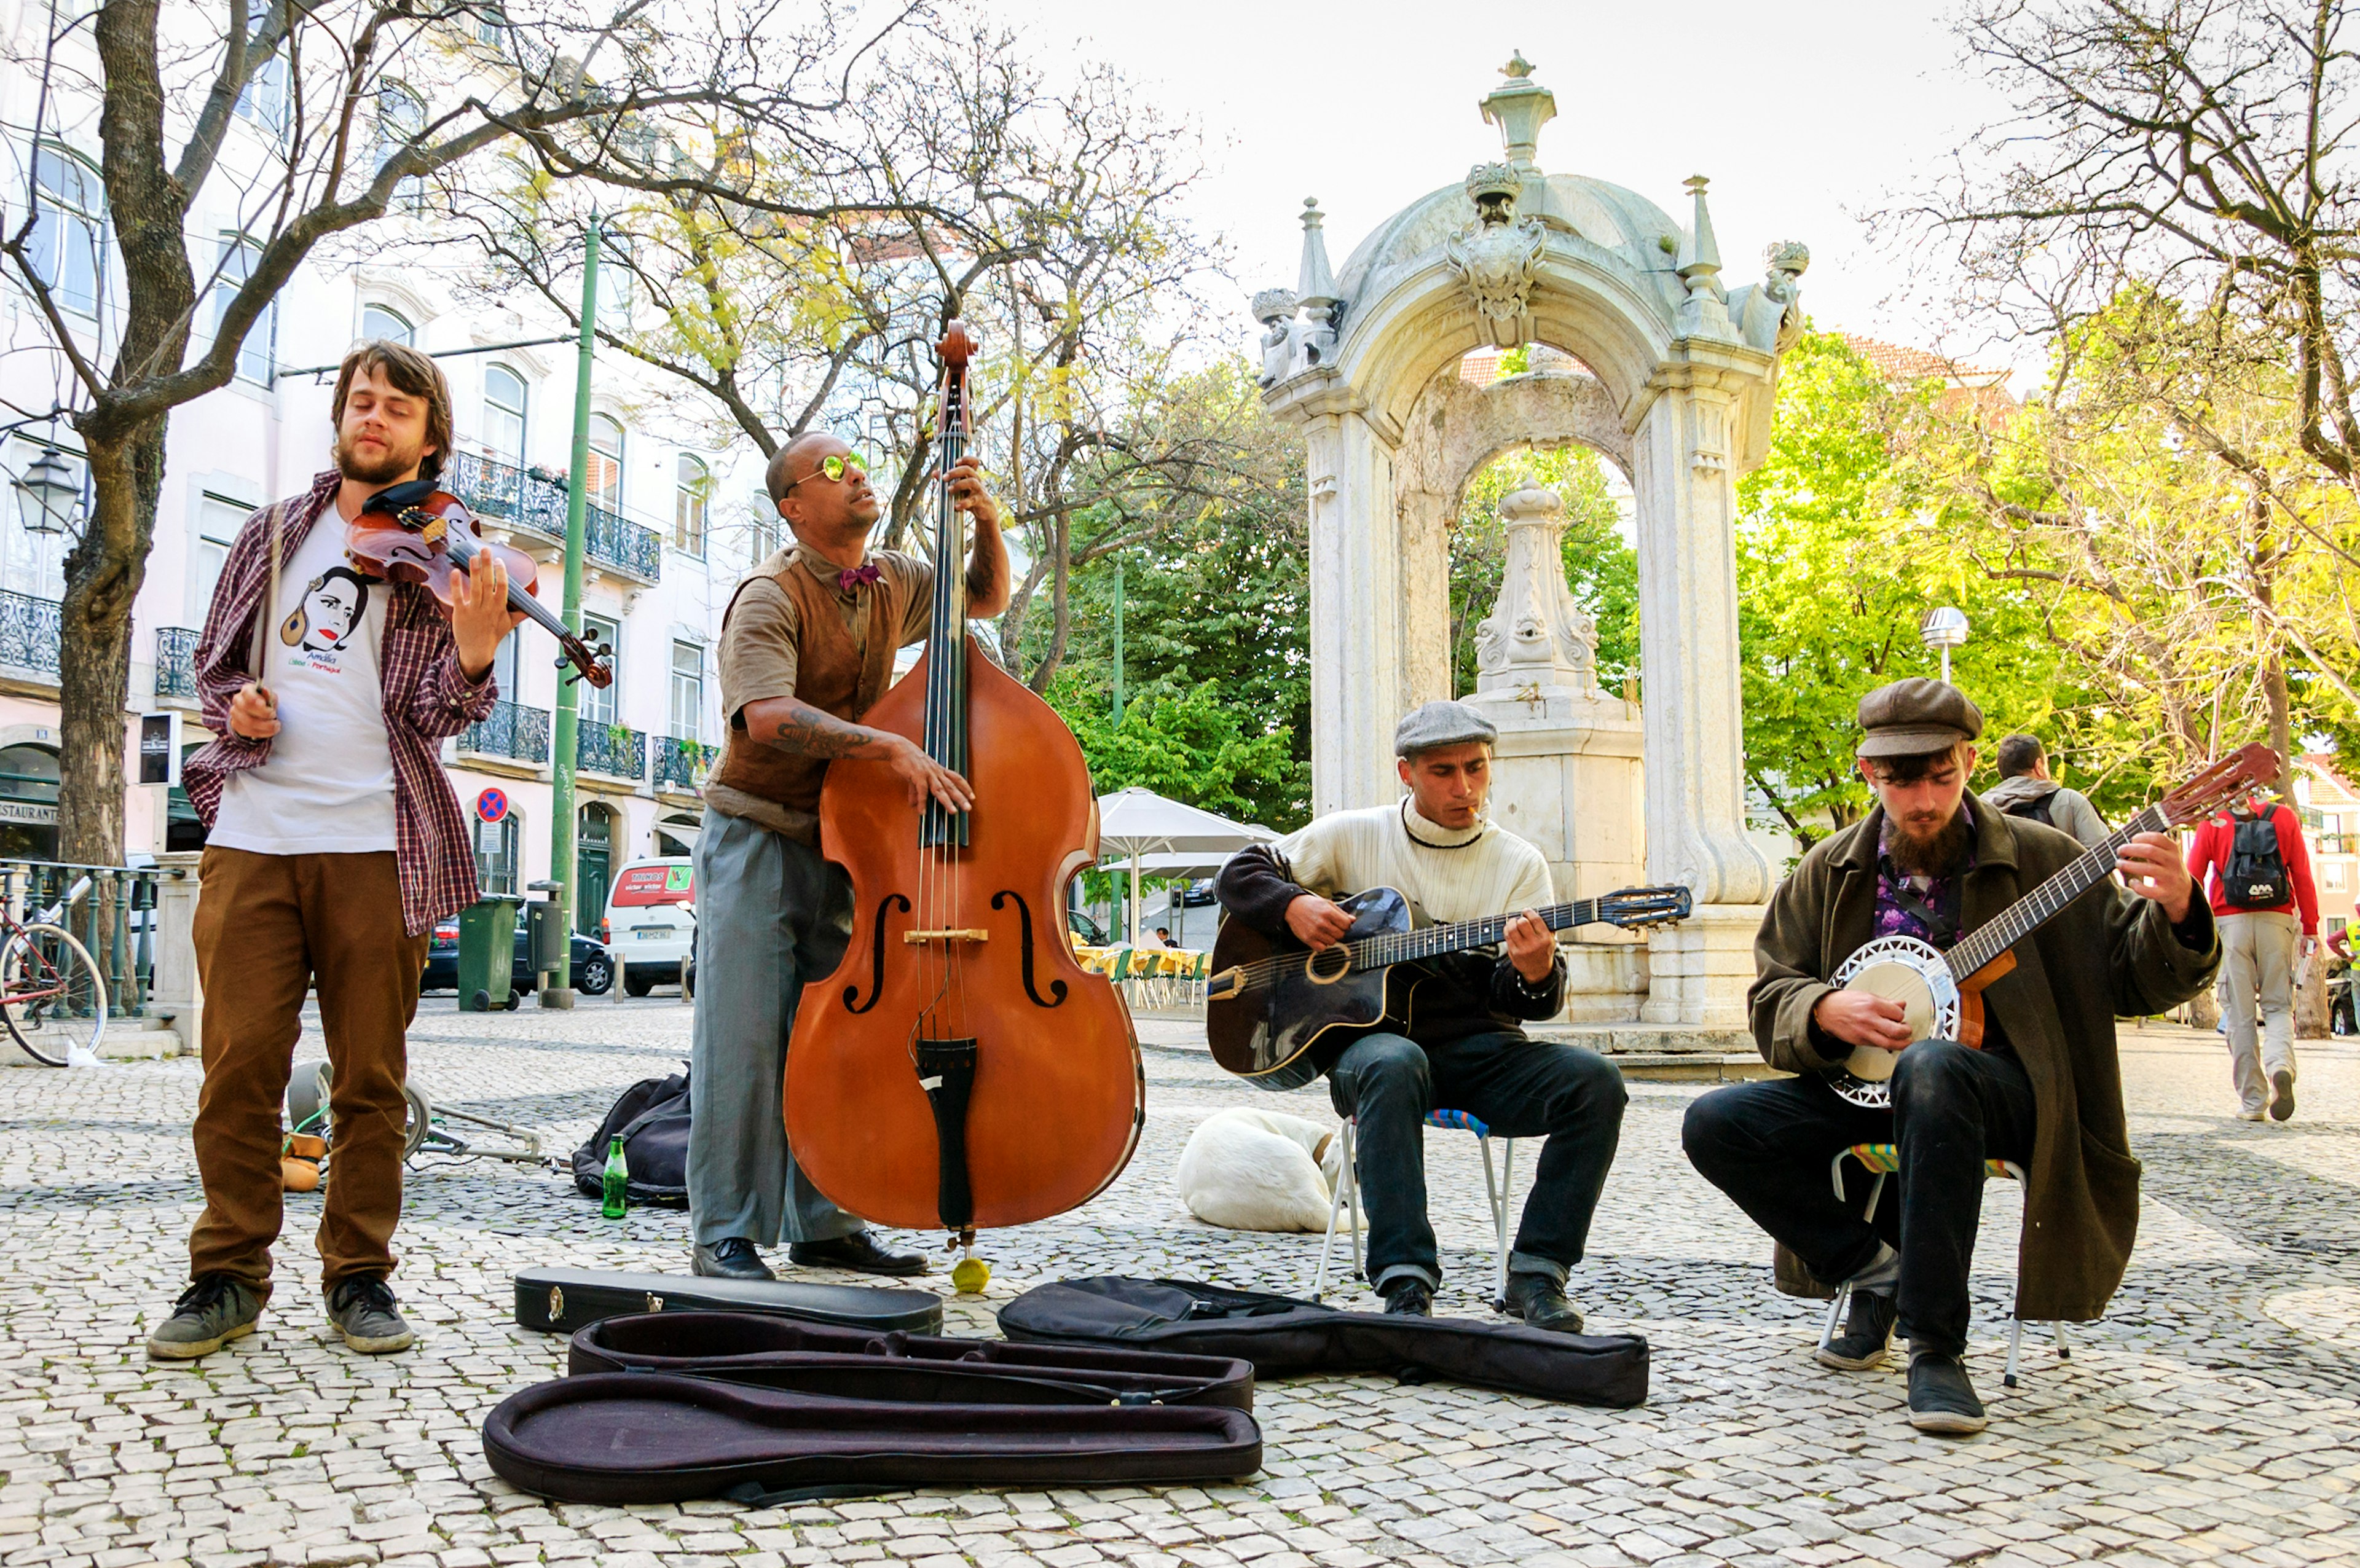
[570,1071,691,1206]
[2224,811,2292,909]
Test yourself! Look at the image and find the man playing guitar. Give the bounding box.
[1682,680,2219,1433]
[1214,701,1627,1330]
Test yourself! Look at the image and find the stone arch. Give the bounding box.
[1255,56,1810,1028]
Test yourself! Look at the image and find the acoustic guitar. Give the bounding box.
[1206,884,1692,1091]
[1824,742,2278,1108]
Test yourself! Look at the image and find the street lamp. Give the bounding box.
[12,446,81,535]
[1920,605,1970,686]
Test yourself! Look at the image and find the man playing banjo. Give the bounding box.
[1682,680,2219,1433]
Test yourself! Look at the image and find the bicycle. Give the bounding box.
[0,871,109,1067]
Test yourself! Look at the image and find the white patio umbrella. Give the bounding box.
[1094,787,1278,946]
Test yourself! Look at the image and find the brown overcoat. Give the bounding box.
[1749,799,2220,1322]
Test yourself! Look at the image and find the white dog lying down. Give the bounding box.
[1174,1108,1347,1233]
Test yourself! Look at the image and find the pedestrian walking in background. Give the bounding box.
[2187,785,2320,1121]
[1984,734,2110,848]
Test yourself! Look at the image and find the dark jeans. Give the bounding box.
[1327,1030,1626,1292]
[1680,1040,2036,1358]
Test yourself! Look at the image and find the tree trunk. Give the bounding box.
[56,421,163,867]
[2294,946,2329,1039]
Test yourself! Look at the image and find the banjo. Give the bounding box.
[1826,742,2277,1109]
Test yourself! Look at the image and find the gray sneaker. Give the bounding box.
[326,1274,415,1354]
[147,1274,263,1360]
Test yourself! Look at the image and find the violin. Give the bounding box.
[784,319,1142,1272]
[347,479,613,687]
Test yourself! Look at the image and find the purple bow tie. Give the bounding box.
[836,563,882,593]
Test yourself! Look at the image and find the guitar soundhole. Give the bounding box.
[1305,946,1352,985]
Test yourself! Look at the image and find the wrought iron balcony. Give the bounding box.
[0,590,62,678]
[459,700,551,764]
[154,626,200,700]
[653,735,714,793]
[578,721,646,780]
[443,450,663,583]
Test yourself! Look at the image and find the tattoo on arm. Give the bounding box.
[766,702,879,759]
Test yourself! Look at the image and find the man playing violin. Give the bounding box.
[1214,701,1627,1331]
[688,431,1005,1281]
[1682,679,2218,1433]
[149,340,522,1362]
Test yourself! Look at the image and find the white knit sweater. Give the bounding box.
[1274,800,1556,930]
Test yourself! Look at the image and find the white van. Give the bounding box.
[601,857,695,997]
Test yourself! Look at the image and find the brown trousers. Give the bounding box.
[188,847,429,1297]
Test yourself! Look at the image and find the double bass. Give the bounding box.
[784,320,1142,1279]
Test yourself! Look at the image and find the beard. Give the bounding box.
[1887,805,1972,877]
[335,431,427,485]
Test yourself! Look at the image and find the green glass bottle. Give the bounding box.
[602,1135,628,1219]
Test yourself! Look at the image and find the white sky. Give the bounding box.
[1001,0,2015,362]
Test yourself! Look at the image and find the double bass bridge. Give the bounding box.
[903,928,990,944]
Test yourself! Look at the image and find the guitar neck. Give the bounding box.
[1944,804,2165,979]
[1345,898,1600,973]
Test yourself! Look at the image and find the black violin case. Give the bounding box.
[513,1266,943,1336]
[999,1276,1650,1408]
[570,1310,1254,1408]
[480,1311,1263,1503]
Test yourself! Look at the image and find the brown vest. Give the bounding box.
[709,555,910,817]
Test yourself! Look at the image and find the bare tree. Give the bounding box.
[0,0,924,863]
[444,12,1251,689]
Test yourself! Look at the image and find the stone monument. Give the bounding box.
[1254,54,1809,1029]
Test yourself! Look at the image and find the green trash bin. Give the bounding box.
[458,896,521,1012]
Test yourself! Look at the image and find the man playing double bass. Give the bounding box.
[1682,680,2219,1433]
[1215,700,1627,1330]
[688,431,1007,1281]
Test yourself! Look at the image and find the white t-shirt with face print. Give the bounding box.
[210,514,398,855]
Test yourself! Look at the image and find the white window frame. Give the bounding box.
[483,364,528,465]
[581,611,622,726]
[29,144,105,318]
[360,302,412,345]
[209,235,275,385]
[674,453,709,557]
[670,640,705,742]
[587,414,624,514]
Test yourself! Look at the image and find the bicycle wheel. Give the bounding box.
[1,922,108,1067]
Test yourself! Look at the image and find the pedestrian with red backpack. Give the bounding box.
[2186,781,2320,1121]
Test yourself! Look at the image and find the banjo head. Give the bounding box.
[1828,936,1960,1102]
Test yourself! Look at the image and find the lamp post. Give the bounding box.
[12,446,81,535]
[1920,606,1969,686]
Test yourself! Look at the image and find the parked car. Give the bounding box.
[1066,907,1109,946]
[421,911,615,1002]
[1178,877,1217,907]
[602,857,695,996]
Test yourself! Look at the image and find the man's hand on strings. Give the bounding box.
[1285,894,1354,951]
[2115,831,2194,923]
[1813,989,1913,1052]
[1504,910,1555,983]
[452,549,527,681]
[943,453,1001,531]
[886,735,975,813]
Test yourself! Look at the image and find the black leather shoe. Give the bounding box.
[1907,1352,1988,1435]
[691,1238,776,1280]
[1501,1273,1584,1333]
[1379,1277,1431,1317]
[1817,1288,1899,1370]
[789,1232,931,1277]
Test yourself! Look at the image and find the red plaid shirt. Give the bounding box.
[182,470,501,935]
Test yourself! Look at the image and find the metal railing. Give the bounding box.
[2318,832,2354,858]
[154,626,200,699]
[459,700,551,764]
[443,450,663,582]
[653,735,712,793]
[0,589,62,677]
[0,860,173,1017]
[578,722,646,780]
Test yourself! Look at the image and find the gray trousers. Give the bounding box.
[2219,910,2300,1113]
[687,807,865,1249]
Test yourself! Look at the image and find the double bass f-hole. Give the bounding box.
[844,894,911,1014]
[991,890,1068,1011]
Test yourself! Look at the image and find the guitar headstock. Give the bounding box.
[2159,743,2280,828]
[1597,885,1693,931]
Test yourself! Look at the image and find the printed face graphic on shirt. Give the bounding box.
[279,566,372,663]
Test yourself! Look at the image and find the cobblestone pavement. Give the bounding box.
[4,997,2358,1568]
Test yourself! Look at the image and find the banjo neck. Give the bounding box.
[1941,802,2167,981]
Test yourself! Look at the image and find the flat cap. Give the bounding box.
[1395,699,1497,758]
[1855,678,1984,759]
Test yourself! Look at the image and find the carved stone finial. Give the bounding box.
[1251,288,1300,389]
[1447,172,1546,348]
[1251,286,1298,323]
[1679,176,1721,279]
[1292,201,1340,372]
[1472,480,1598,696]
[1464,162,1522,225]
[1479,57,1556,171]
[1675,174,1734,341]
[1764,239,1810,281]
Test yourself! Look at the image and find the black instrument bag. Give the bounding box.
[569,1309,1254,1409]
[514,1266,943,1336]
[998,1276,1649,1408]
